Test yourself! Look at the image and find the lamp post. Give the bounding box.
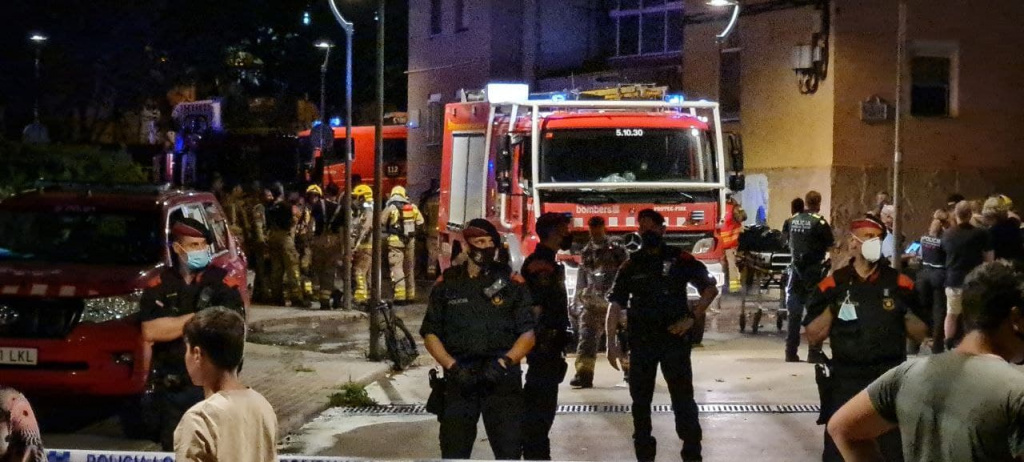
[326,0,356,314]
[891,0,908,271]
[368,0,386,361]
[706,0,741,44]
[29,33,48,124]
[315,38,334,145]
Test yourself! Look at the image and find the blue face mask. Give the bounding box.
[184,248,212,271]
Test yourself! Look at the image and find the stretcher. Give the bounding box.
[737,250,791,334]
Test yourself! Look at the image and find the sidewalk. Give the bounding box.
[244,305,393,437]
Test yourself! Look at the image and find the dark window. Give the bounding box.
[720,48,741,121]
[430,0,443,35]
[613,1,683,57]
[0,210,162,265]
[911,56,951,117]
[455,0,467,31]
[203,203,230,253]
[426,99,444,146]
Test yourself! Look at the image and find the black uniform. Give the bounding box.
[138,265,244,450]
[419,263,535,460]
[917,235,947,353]
[311,198,344,236]
[786,211,834,358]
[804,263,916,462]
[519,245,571,460]
[608,243,716,462]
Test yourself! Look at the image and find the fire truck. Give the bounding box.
[437,83,745,299]
[296,120,409,193]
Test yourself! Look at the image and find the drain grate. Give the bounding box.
[334,403,819,416]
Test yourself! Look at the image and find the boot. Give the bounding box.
[319,299,332,311]
[570,372,593,389]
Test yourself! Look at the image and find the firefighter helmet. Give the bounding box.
[305,185,323,196]
[353,184,373,201]
[390,185,407,199]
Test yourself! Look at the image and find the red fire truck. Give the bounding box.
[437,84,744,297]
[296,123,408,192]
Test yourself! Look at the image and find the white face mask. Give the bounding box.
[858,237,883,263]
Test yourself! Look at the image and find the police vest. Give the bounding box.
[827,265,909,368]
[788,212,830,268]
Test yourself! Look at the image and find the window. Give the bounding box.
[0,210,162,265]
[910,41,958,117]
[611,0,684,57]
[203,202,230,253]
[455,0,467,31]
[720,48,741,121]
[430,0,443,35]
[426,94,444,146]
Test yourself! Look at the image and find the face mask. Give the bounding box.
[468,246,497,266]
[858,237,882,262]
[559,234,573,251]
[640,230,663,249]
[184,248,212,271]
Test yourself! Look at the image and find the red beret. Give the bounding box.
[851,216,885,233]
[171,219,209,239]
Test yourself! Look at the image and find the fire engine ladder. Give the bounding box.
[484,99,728,225]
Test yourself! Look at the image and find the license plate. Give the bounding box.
[0,347,38,366]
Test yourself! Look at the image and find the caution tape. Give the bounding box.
[44,450,376,462]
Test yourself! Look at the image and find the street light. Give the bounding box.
[327,0,356,315]
[706,0,741,44]
[29,32,48,124]
[315,38,334,155]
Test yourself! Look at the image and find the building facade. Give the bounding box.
[408,0,1024,238]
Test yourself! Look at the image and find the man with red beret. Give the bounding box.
[802,215,928,462]
[138,217,244,451]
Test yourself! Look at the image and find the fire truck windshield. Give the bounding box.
[539,128,717,184]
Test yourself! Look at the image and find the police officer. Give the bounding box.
[520,212,574,460]
[351,184,375,303]
[308,184,344,310]
[139,218,243,451]
[420,218,536,460]
[803,215,927,462]
[382,186,425,302]
[266,182,308,307]
[571,216,627,389]
[606,209,718,462]
[786,190,834,363]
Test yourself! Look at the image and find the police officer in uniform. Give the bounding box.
[352,184,375,303]
[307,184,344,310]
[520,212,574,460]
[420,218,536,460]
[804,215,927,462]
[606,209,719,462]
[786,190,834,363]
[140,218,243,450]
[382,186,425,302]
[571,216,627,388]
[266,182,308,307]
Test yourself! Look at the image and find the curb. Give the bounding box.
[277,361,392,438]
[248,311,369,333]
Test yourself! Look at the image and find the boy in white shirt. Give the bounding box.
[174,307,277,462]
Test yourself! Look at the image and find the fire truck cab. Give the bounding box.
[437,83,745,300]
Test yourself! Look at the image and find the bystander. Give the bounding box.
[942,201,994,345]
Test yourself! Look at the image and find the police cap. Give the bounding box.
[171,217,211,242]
[464,218,501,246]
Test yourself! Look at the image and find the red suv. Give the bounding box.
[0,184,248,420]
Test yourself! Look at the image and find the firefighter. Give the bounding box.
[420,218,536,460]
[803,215,927,462]
[139,218,243,450]
[248,184,273,304]
[786,190,834,363]
[571,216,628,389]
[419,179,442,278]
[221,183,249,252]
[520,212,574,460]
[294,194,315,300]
[606,209,719,462]
[307,184,344,310]
[352,184,375,303]
[383,186,425,302]
[266,182,308,308]
[721,192,746,293]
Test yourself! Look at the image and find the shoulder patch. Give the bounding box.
[817,276,837,292]
[147,275,162,288]
[897,274,915,291]
[511,273,526,284]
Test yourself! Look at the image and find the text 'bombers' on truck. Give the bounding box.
[436,83,746,298]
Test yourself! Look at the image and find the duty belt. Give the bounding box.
[923,262,945,269]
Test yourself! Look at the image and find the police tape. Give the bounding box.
[44,449,376,462]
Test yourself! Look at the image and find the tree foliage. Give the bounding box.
[0,140,148,200]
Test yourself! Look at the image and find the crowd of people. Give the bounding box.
[210,175,434,310]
